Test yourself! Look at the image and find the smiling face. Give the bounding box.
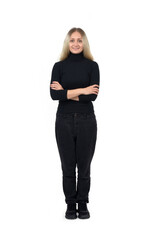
[69,31,83,54]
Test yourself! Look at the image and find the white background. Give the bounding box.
[0,0,160,239]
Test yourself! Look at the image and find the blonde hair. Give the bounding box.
[59,27,94,61]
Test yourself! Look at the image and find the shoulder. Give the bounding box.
[53,61,62,67]
[53,58,69,68]
[52,60,64,72]
[84,58,99,67]
[86,59,99,73]
[92,61,99,69]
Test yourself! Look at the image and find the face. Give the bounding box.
[69,31,83,54]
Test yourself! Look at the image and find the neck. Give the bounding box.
[68,51,84,62]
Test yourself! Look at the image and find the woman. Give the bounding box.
[50,27,100,219]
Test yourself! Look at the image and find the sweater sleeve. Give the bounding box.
[78,61,100,102]
[50,62,68,101]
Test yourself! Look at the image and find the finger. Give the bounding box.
[93,86,99,90]
[93,91,98,93]
[54,83,61,87]
[92,88,99,92]
[51,85,58,89]
[53,81,61,86]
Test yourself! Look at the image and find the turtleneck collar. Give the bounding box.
[68,51,84,62]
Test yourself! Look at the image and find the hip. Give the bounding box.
[56,111,97,121]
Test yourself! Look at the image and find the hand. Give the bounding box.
[71,96,79,101]
[83,84,99,95]
[50,81,64,90]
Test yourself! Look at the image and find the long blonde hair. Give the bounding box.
[59,27,94,61]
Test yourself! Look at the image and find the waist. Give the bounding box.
[57,100,94,114]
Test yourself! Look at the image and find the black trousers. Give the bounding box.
[55,112,97,204]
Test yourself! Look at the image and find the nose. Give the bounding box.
[74,41,79,46]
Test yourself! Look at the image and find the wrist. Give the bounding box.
[79,88,86,95]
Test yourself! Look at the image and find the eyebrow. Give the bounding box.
[70,38,82,40]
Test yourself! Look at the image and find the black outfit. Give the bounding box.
[50,51,100,204]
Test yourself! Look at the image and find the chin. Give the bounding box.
[71,49,83,54]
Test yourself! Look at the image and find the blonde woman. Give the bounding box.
[50,27,100,219]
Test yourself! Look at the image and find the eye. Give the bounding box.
[78,40,82,43]
[70,39,74,42]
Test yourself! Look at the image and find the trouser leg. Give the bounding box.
[75,113,97,203]
[55,114,77,204]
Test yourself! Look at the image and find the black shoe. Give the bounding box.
[65,203,77,219]
[77,202,90,219]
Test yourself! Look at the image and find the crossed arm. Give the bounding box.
[50,62,100,102]
[50,81,99,101]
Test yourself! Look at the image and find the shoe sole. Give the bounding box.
[78,214,90,219]
[65,215,77,219]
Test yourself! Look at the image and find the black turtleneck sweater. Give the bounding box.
[50,51,100,113]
